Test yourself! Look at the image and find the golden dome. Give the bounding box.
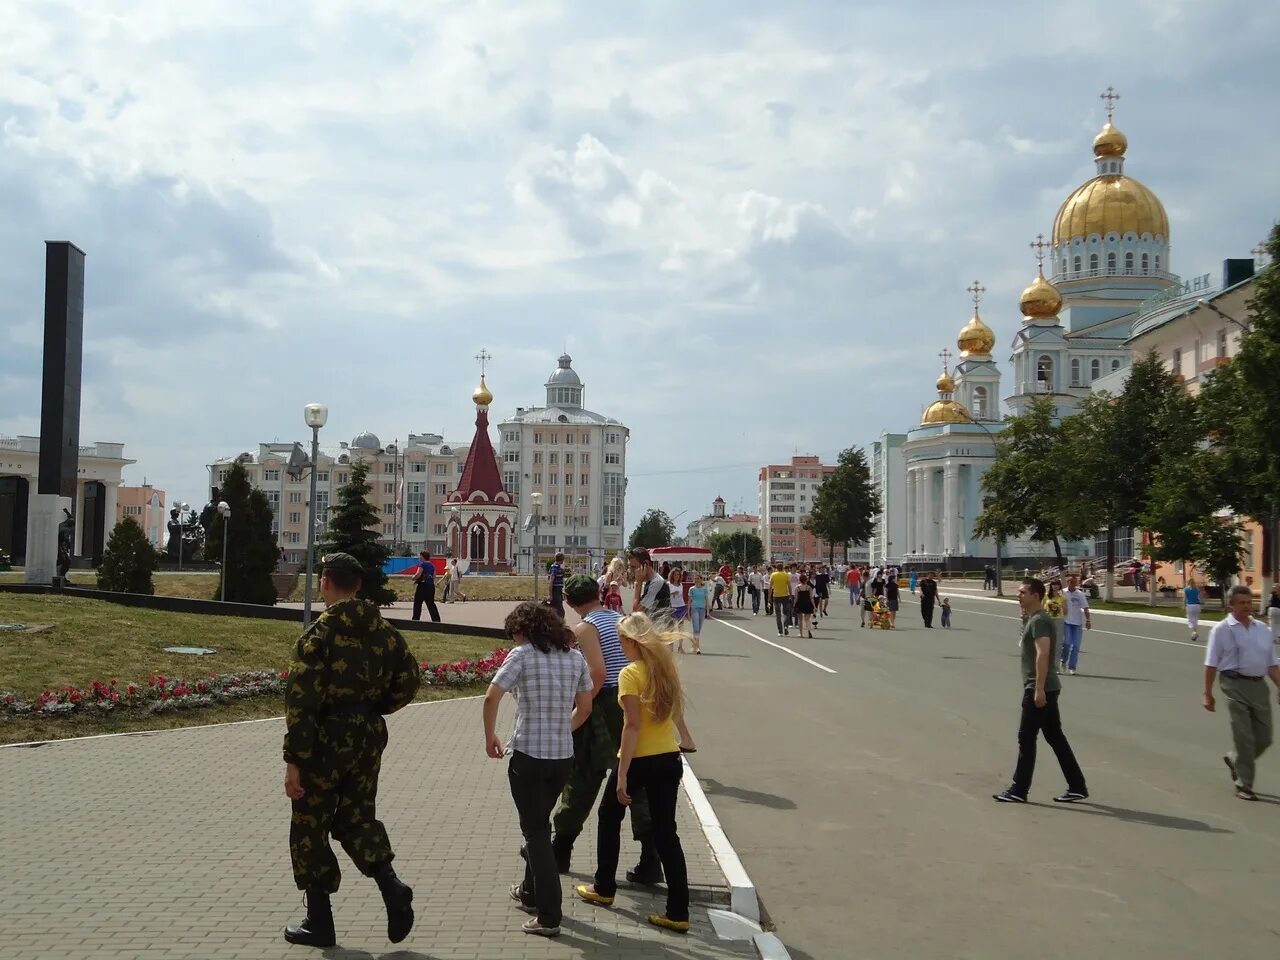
[935,370,956,393]
[1020,270,1063,320]
[472,375,493,406]
[1092,121,1128,158]
[957,311,995,358]
[1053,175,1168,244]
[921,399,971,425]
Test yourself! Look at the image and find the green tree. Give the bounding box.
[1196,223,1280,596]
[205,460,279,605]
[803,447,880,562]
[973,396,1089,567]
[320,461,395,606]
[705,530,764,567]
[1190,515,1247,609]
[1059,352,1197,601]
[627,509,676,550]
[96,517,160,594]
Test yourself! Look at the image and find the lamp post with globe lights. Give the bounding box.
[529,492,543,599]
[176,501,189,572]
[302,403,328,630]
[216,501,231,602]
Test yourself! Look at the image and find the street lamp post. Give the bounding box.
[302,403,328,631]
[529,493,542,599]
[217,501,231,602]
[175,502,189,572]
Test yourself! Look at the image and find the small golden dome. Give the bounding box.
[936,370,956,394]
[957,311,995,358]
[1020,270,1063,320]
[472,375,493,406]
[921,399,971,425]
[1093,121,1128,158]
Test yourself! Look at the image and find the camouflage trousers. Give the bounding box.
[553,692,652,846]
[289,715,394,892]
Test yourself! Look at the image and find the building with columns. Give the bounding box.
[0,436,133,565]
[498,354,629,573]
[444,374,516,571]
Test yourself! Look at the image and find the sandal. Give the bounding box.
[679,744,698,753]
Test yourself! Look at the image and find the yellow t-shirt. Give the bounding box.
[618,661,679,758]
[769,570,792,598]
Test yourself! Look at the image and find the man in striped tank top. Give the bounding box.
[549,575,661,885]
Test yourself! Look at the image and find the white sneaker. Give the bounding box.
[1069,669,1077,675]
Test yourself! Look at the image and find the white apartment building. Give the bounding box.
[498,354,629,572]
[870,433,907,564]
[207,430,479,565]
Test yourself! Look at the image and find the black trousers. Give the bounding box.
[595,752,689,922]
[1010,689,1087,797]
[921,599,935,627]
[509,751,573,927]
[412,584,440,622]
[550,591,564,618]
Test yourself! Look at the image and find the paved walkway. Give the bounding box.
[0,699,757,960]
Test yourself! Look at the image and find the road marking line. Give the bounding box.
[958,608,1202,647]
[711,619,838,673]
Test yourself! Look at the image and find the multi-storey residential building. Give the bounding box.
[757,455,837,562]
[686,497,759,549]
[208,430,478,566]
[0,436,134,565]
[116,484,167,549]
[498,354,629,572]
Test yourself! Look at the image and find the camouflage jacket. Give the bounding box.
[282,598,421,765]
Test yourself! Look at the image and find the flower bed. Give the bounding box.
[1,648,508,720]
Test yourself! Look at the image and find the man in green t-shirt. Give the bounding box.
[993,577,1089,804]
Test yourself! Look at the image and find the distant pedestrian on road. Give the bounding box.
[884,573,900,628]
[1202,584,1280,801]
[748,566,763,615]
[1184,579,1203,642]
[815,564,831,618]
[734,566,748,608]
[687,574,709,654]
[771,564,793,637]
[668,568,687,626]
[794,573,815,638]
[993,577,1088,804]
[576,612,692,934]
[919,571,939,628]
[1059,575,1091,675]
[908,570,918,595]
[282,553,420,948]
[483,601,594,937]
[547,553,566,618]
[983,564,995,590]
[940,597,952,629]
[411,551,441,623]
[847,564,862,606]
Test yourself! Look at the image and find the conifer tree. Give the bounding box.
[96,517,160,594]
[320,461,395,605]
[205,460,279,605]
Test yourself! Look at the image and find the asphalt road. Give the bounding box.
[676,587,1280,960]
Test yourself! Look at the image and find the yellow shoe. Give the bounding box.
[648,914,690,933]
[575,884,614,907]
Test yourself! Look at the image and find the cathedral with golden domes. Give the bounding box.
[885,90,1176,567]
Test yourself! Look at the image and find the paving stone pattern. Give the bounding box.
[0,698,754,960]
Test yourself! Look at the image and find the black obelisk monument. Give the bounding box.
[26,241,86,584]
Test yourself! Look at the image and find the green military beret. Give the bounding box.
[564,573,600,605]
[321,552,364,575]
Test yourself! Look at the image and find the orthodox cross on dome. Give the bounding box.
[966,280,986,312]
[1099,86,1120,122]
[1252,243,1270,266]
[474,349,492,377]
[938,347,952,373]
[1029,233,1051,270]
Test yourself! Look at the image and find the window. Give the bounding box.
[566,433,575,444]
[383,482,394,494]
[533,451,543,464]
[1060,258,1067,276]
[973,385,988,418]
[1141,253,1149,274]
[435,464,448,476]
[1036,355,1053,389]
[606,432,621,444]
[1073,255,1082,274]
[434,504,443,515]
[533,472,542,484]
[289,492,303,504]
[550,433,559,444]
[550,494,559,506]
[1171,347,1182,376]
[1106,252,1116,273]
[1111,359,1120,372]
[603,473,624,527]
[503,471,519,495]
[288,531,301,544]
[406,481,425,534]
[1217,328,1228,358]
[383,503,395,516]
[217,469,229,483]
[549,452,559,465]
[1070,358,1081,386]
[1090,359,1101,380]
[1155,254,1161,272]
[409,462,424,473]
[551,474,560,486]
[264,469,280,481]
[605,453,621,465]
[579,495,589,507]
[1089,253,1099,273]
[288,511,301,524]
[1124,252,1134,274]
[317,471,329,482]
[382,462,394,474]
[534,432,543,444]
[580,472,589,486]
[580,453,590,466]
[503,450,520,463]
[564,453,573,466]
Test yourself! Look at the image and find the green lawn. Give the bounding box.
[0,593,498,745]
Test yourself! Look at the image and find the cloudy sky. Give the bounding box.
[2,0,1277,533]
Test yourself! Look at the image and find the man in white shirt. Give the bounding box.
[1059,575,1092,675]
[748,567,764,616]
[1203,585,1280,801]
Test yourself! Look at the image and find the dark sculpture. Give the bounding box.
[56,507,74,579]
[165,507,205,563]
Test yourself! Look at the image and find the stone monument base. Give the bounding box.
[25,494,71,585]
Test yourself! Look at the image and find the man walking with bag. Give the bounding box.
[411,551,440,623]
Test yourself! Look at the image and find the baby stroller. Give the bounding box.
[868,597,894,630]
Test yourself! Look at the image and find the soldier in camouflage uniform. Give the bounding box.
[282,552,421,948]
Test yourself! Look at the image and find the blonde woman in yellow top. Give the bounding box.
[576,612,691,933]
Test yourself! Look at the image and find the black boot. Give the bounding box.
[626,840,664,886]
[374,862,414,944]
[283,889,336,947]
